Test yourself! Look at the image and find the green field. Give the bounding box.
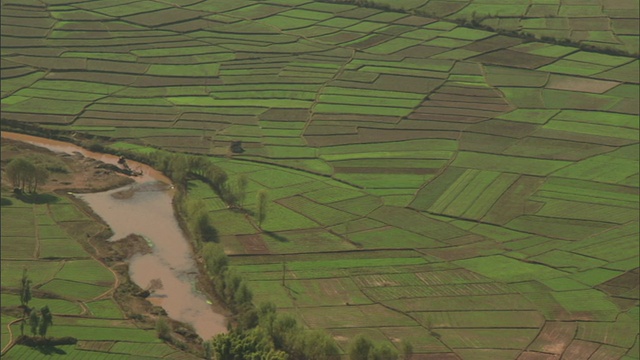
[1,0,638,358]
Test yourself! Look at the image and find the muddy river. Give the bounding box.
[1,132,227,340]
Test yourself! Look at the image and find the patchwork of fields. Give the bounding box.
[1,0,638,358]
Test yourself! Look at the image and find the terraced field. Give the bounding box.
[1,0,638,358]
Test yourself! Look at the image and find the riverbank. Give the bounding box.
[0,136,224,357]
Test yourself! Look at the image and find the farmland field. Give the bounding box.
[1,0,638,358]
[0,192,199,359]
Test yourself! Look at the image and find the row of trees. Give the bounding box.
[201,242,258,329]
[5,157,49,193]
[350,336,413,360]
[148,152,269,227]
[25,306,53,338]
[19,268,54,338]
[205,302,340,360]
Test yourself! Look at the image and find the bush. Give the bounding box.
[349,335,373,360]
[156,316,171,341]
[349,335,398,360]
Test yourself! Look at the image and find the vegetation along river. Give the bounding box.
[1,131,227,340]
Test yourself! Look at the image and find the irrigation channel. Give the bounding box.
[1,131,227,340]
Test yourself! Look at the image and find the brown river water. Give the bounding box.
[1,131,227,340]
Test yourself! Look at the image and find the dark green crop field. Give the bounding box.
[1,0,638,358]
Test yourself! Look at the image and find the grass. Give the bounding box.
[414,310,543,328]
[39,324,161,342]
[86,299,125,319]
[278,196,359,226]
[319,94,421,107]
[452,152,571,176]
[454,255,566,282]
[297,304,417,328]
[429,169,498,216]
[39,279,110,301]
[55,260,114,285]
[39,238,89,259]
[1,260,62,288]
[264,230,355,253]
[1,294,83,315]
[108,342,179,357]
[284,278,371,306]
[233,257,428,274]
[552,155,638,184]
[314,103,413,116]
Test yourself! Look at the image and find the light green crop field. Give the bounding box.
[1,0,638,358]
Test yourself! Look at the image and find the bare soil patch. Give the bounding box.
[470,49,556,69]
[462,35,523,52]
[546,74,620,93]
[1,138,133,193]
[237,234,270,254]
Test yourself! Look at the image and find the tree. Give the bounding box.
[186,199,217,242]
[38,306,53,338]
[20,267,32,336]
[257,302,277,336]
[149,151,171,173]
[236,304,259,331]
[28,310,40,337]
[401,341,413,360]
[370,343,398,360]
[269,314,298,351]
[223,271,243,306]
[234,283,253,308]
[6,157,46,193]
[220,181,237,207]
[20,267,32,308]
[349,335,374,360]
[294,331,340,360]
[210,329,287,360]
[187,155,209,177]
[156,316,171,340]
[30,165,49,193]
[168,154,189,186]
[256,190,268,228]
[202,243,229,276]
[205,164,228,193]
[6,158,32,190]
[235,174,249,207]
[204,341,214,360]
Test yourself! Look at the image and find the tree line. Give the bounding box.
[19,268,54,339]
